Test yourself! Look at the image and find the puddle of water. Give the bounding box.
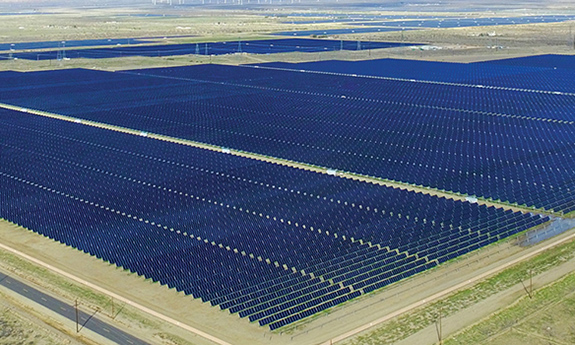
[517,217,575,247]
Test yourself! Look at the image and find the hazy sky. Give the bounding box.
[0,0,573,11]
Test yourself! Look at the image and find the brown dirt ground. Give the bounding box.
[0,292,80,345]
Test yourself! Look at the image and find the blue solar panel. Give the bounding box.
[0,38,154,51]
[347,15,575,28]
[252,57,575,93]
[273,15,575,36]
[280,14,457,25]
[478,54,575,71]
[0,38,420,60]
[271,27,418,36]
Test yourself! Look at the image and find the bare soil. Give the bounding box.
[0,296,74,345]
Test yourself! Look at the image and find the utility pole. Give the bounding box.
[435,304,443,345]
[530,269,533,298]
[75,299,79,333]
[522,269,534,299]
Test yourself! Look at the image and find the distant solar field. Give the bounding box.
[347,14,575,28]
[277,13,575,24]
[271,27,416,36]
[0,38,154,52]
[274,14,575,36]
[0,38,414,60]
[280,14,456,24]
[0,107,548,330]
[280,14,456,22]
[0,11,57,16]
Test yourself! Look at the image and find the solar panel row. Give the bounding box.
[0,108,548,329]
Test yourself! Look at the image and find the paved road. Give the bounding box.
[0,271,149,345]
[0,241,231,345]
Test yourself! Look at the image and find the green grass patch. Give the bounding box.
[342,236,575,345]
[155,332,200,345]
[444,271,575,345]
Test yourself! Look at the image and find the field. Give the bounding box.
[441,262,575,345]
[1,3,575,345]
[1,4,575,72]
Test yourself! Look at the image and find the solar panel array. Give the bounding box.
[280,14,457,24]
[2,61,575,213]
[0,38,413,61]
[0,38,154,52]
[273,14,575,36]
[479,54,575,71]
[0,11,57,16]
[0,107,548,330]
[255,56,575,93]
[271,27,415,36]
[280,14,574,25]
[348,15,575,28]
